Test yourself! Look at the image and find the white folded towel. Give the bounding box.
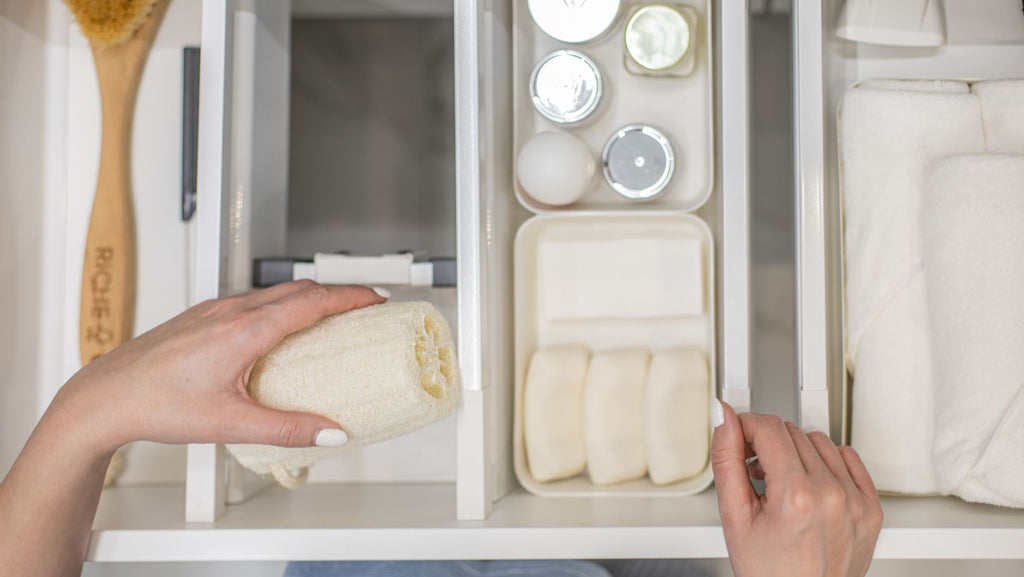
[922,155,1024,508]
[840,81,985,494]
[973,80,1024,154]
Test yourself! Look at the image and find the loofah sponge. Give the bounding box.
[226,301,460,488]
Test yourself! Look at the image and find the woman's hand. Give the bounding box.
[0,281,385,577]
[52,280,387,456]
[710,401,883,577]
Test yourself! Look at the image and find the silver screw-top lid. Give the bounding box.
[602,125,676,200]
[530,50,603,125]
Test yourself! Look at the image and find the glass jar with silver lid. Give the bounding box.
[528,0,622,44]
[602,125,676,201]
[624,4,692,72]
[530,50,604,125]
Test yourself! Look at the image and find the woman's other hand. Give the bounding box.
[53,280,387,456]
[711,401,883,577]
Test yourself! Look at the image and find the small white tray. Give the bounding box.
[513,0,715,213]
[513,213,716,496]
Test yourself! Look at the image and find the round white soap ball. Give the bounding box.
[516,131,596,206]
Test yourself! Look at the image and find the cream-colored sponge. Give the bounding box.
[524,346,590,482]
[645,348,709,485]
[583,349,650,485]
[226,301,459,488]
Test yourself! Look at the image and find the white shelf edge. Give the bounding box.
[88,527,730,562]
[188,0,237,523]
[792,0,831,433]
[290,0,453,18]
[89,485,1024,562]
[719,0,752,412]
[875,529,1024,561]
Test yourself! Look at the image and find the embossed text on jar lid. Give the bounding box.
[528,0,622,43]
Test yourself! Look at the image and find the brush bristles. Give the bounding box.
[63,0,158,47]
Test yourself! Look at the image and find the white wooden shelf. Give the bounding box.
[89,484,1024,562]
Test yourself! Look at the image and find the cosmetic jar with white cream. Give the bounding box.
[625,4,692,72]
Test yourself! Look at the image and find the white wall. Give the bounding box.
[0,0,65,477]
[61,0,205,487]
[0,0,204,483]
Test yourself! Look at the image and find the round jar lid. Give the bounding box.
[624,4,691,71]
[530,50,603,125]
[528,0,622,44]
[602,125,675,200]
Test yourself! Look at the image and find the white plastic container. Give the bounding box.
[513,213,716,496]
[513,0,714,212]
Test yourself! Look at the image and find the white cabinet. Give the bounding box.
[85,0,755,558]
[793,0,1024,560]
[172,0,753,526]
[794,0,1024,439]
[4,0,1023,565]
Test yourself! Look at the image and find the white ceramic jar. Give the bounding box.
[527,0,622,43]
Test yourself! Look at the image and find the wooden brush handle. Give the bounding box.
[79,0,170,365]
[80,139,137,364]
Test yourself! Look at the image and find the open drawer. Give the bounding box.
[172,0,754,554]
[793,0,1024,558]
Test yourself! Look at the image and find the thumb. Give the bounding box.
[711,400,757,528]
[223,400,349,448]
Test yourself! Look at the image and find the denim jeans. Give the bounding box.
[284,561,613,577]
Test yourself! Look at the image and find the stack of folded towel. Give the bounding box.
[840,79,1024,508]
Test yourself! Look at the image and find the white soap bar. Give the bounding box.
[539,238,703,320]
[583,349,650,485]
[523,346,591,482]
[645,348,710,485]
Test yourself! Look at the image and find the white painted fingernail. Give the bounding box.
[711,398,725,429]
[315,429,348,447]
[372,287,391,299]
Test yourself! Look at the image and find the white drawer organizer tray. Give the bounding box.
[513,0,715,212]
[510,0,719,497]
[513,214,716,496]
